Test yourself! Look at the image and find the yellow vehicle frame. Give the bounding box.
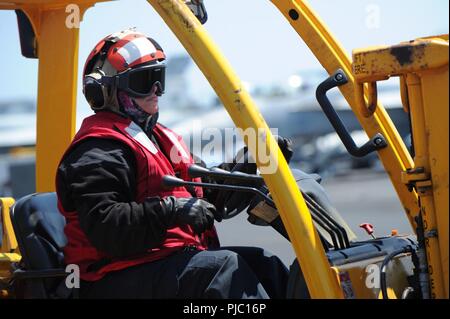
[0,0,447,298]
[352,37,449,298]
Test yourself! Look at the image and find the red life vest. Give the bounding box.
[56,111,219,281]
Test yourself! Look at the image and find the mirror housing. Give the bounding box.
[185,0,208,24]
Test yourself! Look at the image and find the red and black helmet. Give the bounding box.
[83,29,166,112]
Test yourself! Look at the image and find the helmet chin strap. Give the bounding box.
[154,81,163,96]
[144,110,159,133]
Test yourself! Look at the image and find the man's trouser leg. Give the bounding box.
[79,248,269,299]
[221,246,289,298]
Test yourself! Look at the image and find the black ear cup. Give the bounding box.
[83,75,106,110]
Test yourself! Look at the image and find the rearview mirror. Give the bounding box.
[185,0,208,24]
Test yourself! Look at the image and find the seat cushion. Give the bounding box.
[11,192,67,270]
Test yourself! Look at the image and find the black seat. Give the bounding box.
[10,192,69,298]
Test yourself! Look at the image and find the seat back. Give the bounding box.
[10,192,67,298]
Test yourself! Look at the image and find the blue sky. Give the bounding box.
[0,0,448,119]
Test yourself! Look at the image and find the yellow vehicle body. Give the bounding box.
[331,245,416,299]
[0,0,448,299]
[352,37,449,298]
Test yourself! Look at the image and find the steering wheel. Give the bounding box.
[215,136,294,219]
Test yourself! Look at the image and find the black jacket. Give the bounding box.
[57,137,177,258]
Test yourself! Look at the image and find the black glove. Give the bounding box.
[162,197,221,234]
[274,135,294,163]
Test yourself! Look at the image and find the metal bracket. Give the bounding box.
[401,167,432,192]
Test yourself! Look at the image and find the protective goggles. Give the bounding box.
[115,63,166,97]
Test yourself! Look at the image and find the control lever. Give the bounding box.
[188,164,264,183]
[161,175,274,207]
[360,223,376,239]
[186,164,351,249]
[162,175,291,240]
